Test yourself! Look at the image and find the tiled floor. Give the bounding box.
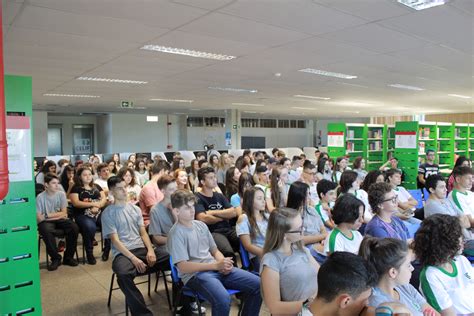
[39,235,269,315]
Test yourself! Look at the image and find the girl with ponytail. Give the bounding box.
[359,237,439,316]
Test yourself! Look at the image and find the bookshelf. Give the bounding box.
[387,124,395,159]
[437,122,454,169]
[345,123,368,167]
[470,124,474,161]
[395,121,420,189]
[366,124,385,170]
[454,123,469,161]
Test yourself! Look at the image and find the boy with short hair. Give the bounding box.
[418,149,439,191]
[315,179,337,229]
[448,166,474,255]
[102,176,169,316]
[167,190,262,316]
[302,252,377,316]
[36,174,79,271]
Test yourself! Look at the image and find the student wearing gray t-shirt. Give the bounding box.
[167,190,262,316]
[36,174,79,271]
[102,176,169,316]
[149,175,177,260]
[261,208,319,315]
[359,237,437,316]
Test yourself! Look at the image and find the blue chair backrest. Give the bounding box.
[169,256,180,284]
[408,189,423,209]
[239,241,251,270]
[423,188,430,200]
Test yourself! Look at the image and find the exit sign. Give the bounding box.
[121,101,134,108]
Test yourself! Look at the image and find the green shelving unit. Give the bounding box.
[387,125,395,160]
[394,121,420,189]
[327,123,346,159]
[469,124,474,161]
[437,122,455,170]
[454,123,469,161]
[417,122,438,163]
[366,124,385,171]
[0,75,41,315]
[345,123,368,166]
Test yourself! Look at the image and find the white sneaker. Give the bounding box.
[190,302,206,314]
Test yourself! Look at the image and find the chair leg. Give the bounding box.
[147,273,151,296]
[125,300,129,316]
[195,294,203,316]
[82,235,86,265]
[154,272,159,293]
[162,271,172,310]
[172,289,182,316]
[107,273,115,307]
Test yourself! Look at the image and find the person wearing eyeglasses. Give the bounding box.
[299,163,320,207]
[365,183,410,242]
[260,207,320,316]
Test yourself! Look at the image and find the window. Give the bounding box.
[278,120,289,128]
[187,117,203,127]
[297,120,306,128]
[260,119,277,128]
[242,118,259,128]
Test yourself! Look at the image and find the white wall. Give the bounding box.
[109,113,181,152]
[33,111,48,157]
[96,114,112,153]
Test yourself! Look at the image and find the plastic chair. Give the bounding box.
[423,188,430,200]
[239,242,251,271]
[407,189,423,209]
[169,257,242,316]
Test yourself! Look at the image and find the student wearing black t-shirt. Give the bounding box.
[418,149,440,191]
[70,167,107,264]
[195,167,240,261]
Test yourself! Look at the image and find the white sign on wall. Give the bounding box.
[327,132,344,147]
[395,131,417,149]
[6,116,32,182]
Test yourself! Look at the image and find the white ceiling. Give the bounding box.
[3,0,474,118]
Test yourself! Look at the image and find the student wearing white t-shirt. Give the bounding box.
[386,169,418,218]
[414,214,474,315]
[324,194,364,255]
[299,163,319,207]
[448,166,474,256]
[338,170,372,225]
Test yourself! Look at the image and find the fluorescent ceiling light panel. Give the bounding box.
[448,94,471,99]
[77,77,148,84]
[140,45,236,61]
[298,68,357,79]
[397,0,447,11]
[291,107,315,110]
[146,116,158,122]
[293,95,331,100]
[388,84,425,91]
[208,86,258,93]
[243,111,257,114]
[43,93,100,98]
[232,103,265,107]
[149,98,194,103]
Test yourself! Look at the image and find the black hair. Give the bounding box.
[286,181,309,210]
[385,168,402,181]
[317,157,328,174]
[332,194,364,225]
[44,173,59,184]
[317,179,337,199]
[151,160,171,175]
[107,175,123,190]
[413,214,463,266]
[453,166,473,179]
[40,160,57,174]
[198,166,215,183]
[361,170,383,192]
[303,163,316,171]
[317,252,377,302]
[338,170,359,195]
[425,174,445,193]
[359,237,408,282]
[237,172,255,198]
[279,157,290,166]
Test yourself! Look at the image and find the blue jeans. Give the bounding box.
[74,213,98,254]
[186,268,261,316]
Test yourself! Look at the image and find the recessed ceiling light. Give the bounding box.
[337,82,369,89]
[343,110,360,114]
[149,98,194,103]
[448,94,471,99]
[140,45,236,61]
[146,116,159,122]
[116,106,147,110]
[190,108,201,111]
[298,68,357,79]
[388,84,425,91]
[336,101,375,107]
[174,113,187,115]
[232,103,265,107]
[291,107,315,110]
[243,111,257,114]
[397,0,447,11]
[43,93,100,98]
[208,86,258,93]
[77,77,148,84]
[293,95,331,100]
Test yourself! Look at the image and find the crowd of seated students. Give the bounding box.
[35,150,474,315]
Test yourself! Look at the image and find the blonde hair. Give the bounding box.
[263,207,303,254]
[218,153,230,170]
